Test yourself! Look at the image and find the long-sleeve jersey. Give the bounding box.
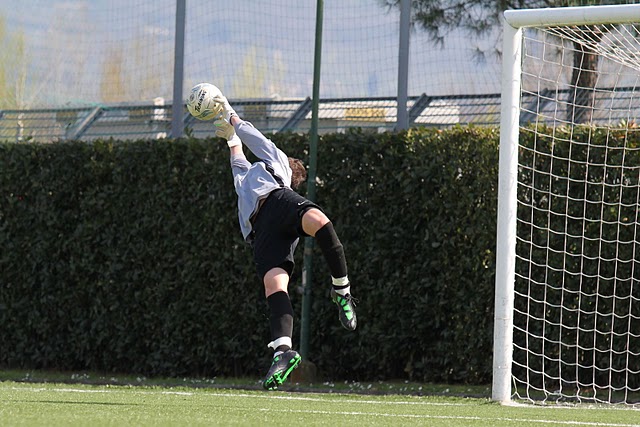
[230,120,292,242]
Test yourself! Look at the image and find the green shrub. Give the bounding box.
[0,128,500,383]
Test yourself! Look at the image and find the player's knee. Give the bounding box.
[302,208,330,236]
[263,267,290,297]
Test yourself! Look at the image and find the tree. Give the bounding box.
[100,47,126,103]
[47,3,90,107]
[381,0,636,123]
[131,36,172,102]
[0,14,27,109]
[232,46,268,98]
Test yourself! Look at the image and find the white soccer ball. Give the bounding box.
[186,83,223,121]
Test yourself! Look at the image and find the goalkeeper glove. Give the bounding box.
[212,93,238,123]
[214,119,241,148]
[214,119,235,141]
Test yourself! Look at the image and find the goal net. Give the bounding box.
[494,5,640,405]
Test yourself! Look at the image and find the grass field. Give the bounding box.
[1,380,639,427]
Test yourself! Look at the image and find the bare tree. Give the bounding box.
[0,14,27,109]
[100,47,126,103]
[232,46,267,98]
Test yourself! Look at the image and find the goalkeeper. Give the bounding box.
[209,89,357,391]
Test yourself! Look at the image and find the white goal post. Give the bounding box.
[494,4,640,405]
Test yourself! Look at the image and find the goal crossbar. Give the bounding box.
[505,4,640,28]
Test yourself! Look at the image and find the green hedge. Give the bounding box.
[0,127,500,383]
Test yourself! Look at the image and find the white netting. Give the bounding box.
[514,21,640,405]
[0,0,501,110]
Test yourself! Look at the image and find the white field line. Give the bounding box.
[256,407,640,426]
[6,386,640,426]
[7,386,471,406]
[8,386,640,415]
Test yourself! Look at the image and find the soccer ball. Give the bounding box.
[186,83,223,121]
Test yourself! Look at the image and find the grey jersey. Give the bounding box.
[230,120,292,242]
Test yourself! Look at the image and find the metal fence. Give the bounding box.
[0,93,504,143]
[3,86,639,143]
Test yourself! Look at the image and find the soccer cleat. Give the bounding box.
[262,350,301,391]
[331,289,357,331]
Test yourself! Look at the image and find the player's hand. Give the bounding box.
[212,94,237,122]
[214,119,235,140]
[213,119,241,147]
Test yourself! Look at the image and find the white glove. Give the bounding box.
[214,119,235,141]
[212,93,237,123]
[226,134,241,148]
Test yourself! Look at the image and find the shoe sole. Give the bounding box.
[263,354,302,391]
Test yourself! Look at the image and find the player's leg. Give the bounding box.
[301,208,357,331]
[253,197,303,391]
[261,267,301,390]
[264,267,293,355]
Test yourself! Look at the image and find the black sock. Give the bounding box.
[267,291,293,352]
[315,221,348,279]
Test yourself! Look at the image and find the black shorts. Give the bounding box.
[251,188,322,279]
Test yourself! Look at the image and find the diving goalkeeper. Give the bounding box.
[207,88,357,391]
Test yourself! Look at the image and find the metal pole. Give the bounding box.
[396,0,411,131]
[492,18,521,404]
[170,0,186,139]
[300,0,323,361]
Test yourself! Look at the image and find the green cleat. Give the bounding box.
[331,289,358,331]
[262,350,302,390]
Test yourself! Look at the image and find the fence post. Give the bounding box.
[300,0,324,362]
[396,0,411,131]
[171,0,186,139]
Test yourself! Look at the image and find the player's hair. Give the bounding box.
[288,157,307,190]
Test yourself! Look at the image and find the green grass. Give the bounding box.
[0,369,492,396]
[1,380,639,427]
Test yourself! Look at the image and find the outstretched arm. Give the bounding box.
[214,114,243,156]
[214,95,287,181]
[229,141,243,157]
[227,132,249,171]
[216,98,285,165]
[229,115,242,158]
[225,116,250,173]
